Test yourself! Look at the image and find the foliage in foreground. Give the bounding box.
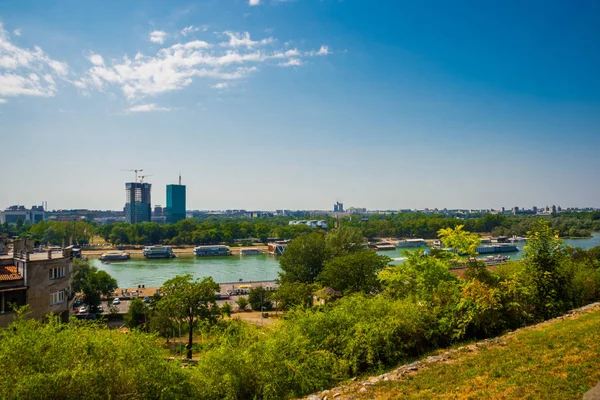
[356,307,600,399]
[0,309,194,399]
[2,221,600,399]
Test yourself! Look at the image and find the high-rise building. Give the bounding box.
[125,182,151,224]
[166,177,186,224]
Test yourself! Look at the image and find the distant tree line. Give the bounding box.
[1,211,599,248]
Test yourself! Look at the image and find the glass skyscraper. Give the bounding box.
[166,184,186,224]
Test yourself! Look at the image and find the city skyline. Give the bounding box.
[1,1,599,210]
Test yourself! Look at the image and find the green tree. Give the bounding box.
[437,225,481,258]
[318,250,390,294]
[221,302,233,317]
[157,274,220,359]
[379,250,458,301]
[271,282,317,310]
[248,287,273,311]
[325,226,365,257]
[236,296,249,311]
[72,259,118,312]
[125,298,148,329]
[523,219,568,318]
[279,232,327,284]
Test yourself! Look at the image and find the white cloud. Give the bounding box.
[13,29,21,37]
[0,98,6,103]
[211,82,232,89]
[306,45,331,56]
[181,26,206,36]
[317,45,330,55]
[88,54,104,66]
[149,30,167,44]
[126,103,172,113]
[0,24,68,99]
[220,31,273,48]
[0,73,56,97]
[249,0,260,5]
[279,58,302,67]
[76,29,330,100]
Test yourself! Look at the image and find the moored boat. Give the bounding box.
[268,241,288,255]
[142,246,176,259]
[396,238,427,248]
[476,244,518,254]
[99,250,130,261]
[194,245,231,257]
[374,242,395,251]
[240,248,263,255]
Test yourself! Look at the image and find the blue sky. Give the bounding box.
[1,0,599,211]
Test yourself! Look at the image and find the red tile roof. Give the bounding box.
[0,266,23,281]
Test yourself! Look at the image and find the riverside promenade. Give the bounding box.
[112,279,279,300]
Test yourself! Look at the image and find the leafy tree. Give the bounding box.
[379,250,458,301]
[279,232,327,284]
[72,259,117,312]
[125,298,148,329]
[318,250,389,295]
[236,296,249,311]
[271,282,317,310]
[16,217,23,229]
[157,274,220,359]
[221,302,233,317]
[523,219,568,318]
[325,226,364,257]
[437,225,481,258]
[248,287,273,311]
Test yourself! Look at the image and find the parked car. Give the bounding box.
[97,305,104,313]
[143,296,149,303]
[112,298,121,305]
[78,306,87,313]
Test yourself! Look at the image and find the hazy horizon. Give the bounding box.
[1,1,599,211]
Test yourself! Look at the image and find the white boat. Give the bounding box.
[99,250,130,261]
[375,242,395,251]
[194,245,231,257]
[240,248,263,255]
[396,239,427,248]
[508,236,526,243]
[143,246,176,259]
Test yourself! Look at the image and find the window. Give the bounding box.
[49,266,65,280]
[50,290,65,305]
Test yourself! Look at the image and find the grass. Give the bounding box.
[357,307,600,400]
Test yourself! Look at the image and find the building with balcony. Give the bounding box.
[0,240,74,327]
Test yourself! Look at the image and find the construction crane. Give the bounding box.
[139,174,153,184]
[121,169,144,184]
[121,169,144,225]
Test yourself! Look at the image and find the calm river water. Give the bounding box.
[93,233,600,288]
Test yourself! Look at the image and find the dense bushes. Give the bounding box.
[0,310,195,399]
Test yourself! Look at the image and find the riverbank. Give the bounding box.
[111,279,278,299]
[83,245,269,259]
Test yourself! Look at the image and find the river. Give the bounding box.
[93,233,600,288]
